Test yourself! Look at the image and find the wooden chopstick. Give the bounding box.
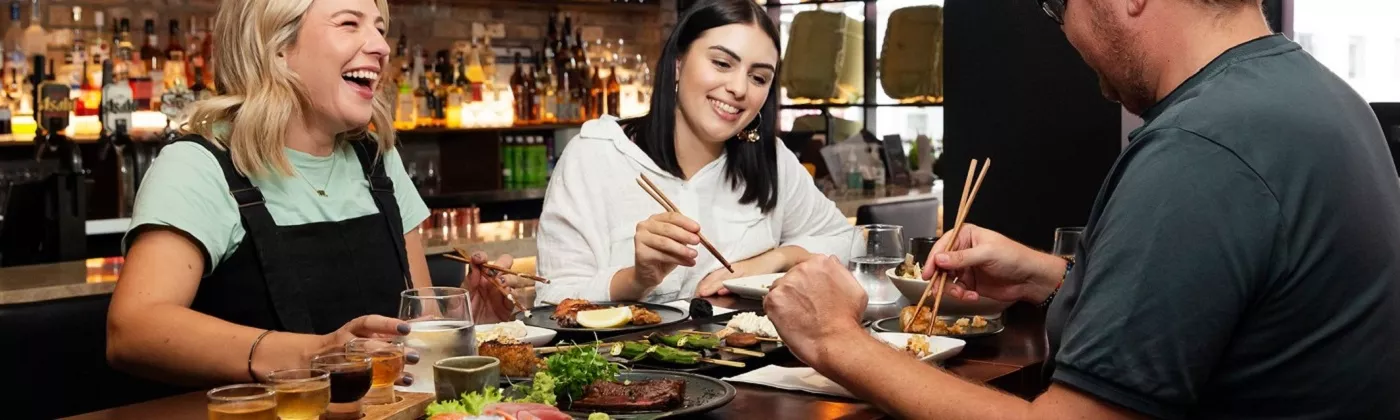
[448,250,557,284]
[927,159,991,336]
[701,358,746,368]
[904,158,992,334]
[636,173,735,273]
[442,253,529,314]
[721,347,766,357]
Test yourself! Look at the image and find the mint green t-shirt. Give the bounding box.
[124,140,432,275]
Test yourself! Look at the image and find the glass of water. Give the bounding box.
[849,224,906,304]
[398,287,474,394]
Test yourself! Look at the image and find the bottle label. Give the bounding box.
[37,82,75,132]
[102,83,136,131]
[160,85,195,122]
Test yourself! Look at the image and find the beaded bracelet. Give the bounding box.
[1038,257,1074,308]
[247,330,274,382]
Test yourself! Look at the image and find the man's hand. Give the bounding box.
[764,255,867,369]
[926,223,1066,304]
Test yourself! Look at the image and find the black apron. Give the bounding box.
[178,135,412,335]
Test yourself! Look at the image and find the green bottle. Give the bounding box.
[500,136,512,188]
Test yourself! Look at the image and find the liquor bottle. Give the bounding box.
[141,19,163,109]
[465,37,486,101]
[21,0,44,59]
[165,19,186,88]
[414,74,432,128]
[199,16,213,90]
[86,11,106,91]
[159,58,194,128]
[4,2,24,78]
[480,36,496,91]
[392,61,414,130]
[120,19,152,110]
[557,58,575,123]
[524,61,538,124]
[190,63,210,100]
[558,14,573,77]
[521,135,535,187]
[183,15,198,81]
[572,28,587,71]
[509,52,525,124]
[538,52,556,123]
[606,63,621,117]
[445,53,464,129]
[588,64,603,119]
[432,50,450,127]
[65,7,85,91]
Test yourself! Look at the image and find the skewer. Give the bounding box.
[721,347,765,357]
[535,343,601,354]
[679,329,782,342]
[636,174,734,273]
[451,247,551,284]
[904,158,992,334]
[700,358,746,368]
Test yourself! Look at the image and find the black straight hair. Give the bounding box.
[621,0,782,213]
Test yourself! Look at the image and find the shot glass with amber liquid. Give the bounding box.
[266,368,331,420]
[347,338,406,405]
[207,383,277,420]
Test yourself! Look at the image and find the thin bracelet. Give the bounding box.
[247,330,274,382]
[1038,257,1073,308]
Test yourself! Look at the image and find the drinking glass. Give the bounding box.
[398,287,474,394]
[310,353,373,420]
[265,368,330,420]
[207,383,277,420]
[1053,227,1083,261]
[848,224,906,304]
[347,338,406,405]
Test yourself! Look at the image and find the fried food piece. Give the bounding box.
[971,315,988,328]
[904,335,931,358]
[724,332,760,348]
[477,337,540,377]
[900,306,935,333]
[630,305,662,325]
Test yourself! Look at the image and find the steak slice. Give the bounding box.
[568,379,686,412]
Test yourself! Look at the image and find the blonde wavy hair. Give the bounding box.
[185,0,396,177]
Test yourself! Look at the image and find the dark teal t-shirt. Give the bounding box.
[1046,34,1400,419]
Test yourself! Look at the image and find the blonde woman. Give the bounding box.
[105,0,515,385]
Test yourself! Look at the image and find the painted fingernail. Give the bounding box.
[402,375,414,385]
[396,323,411,335]
[406,353,420,363]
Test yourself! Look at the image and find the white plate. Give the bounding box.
[473,321,557,347]
[723,273,786,300]
[872,332,965,364]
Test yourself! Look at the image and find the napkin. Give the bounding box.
[663,300,737,317]
[724,365,855,399]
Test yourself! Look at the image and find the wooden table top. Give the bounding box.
[66,296,1047,420]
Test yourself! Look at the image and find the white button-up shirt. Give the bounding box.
[535,116,854,303]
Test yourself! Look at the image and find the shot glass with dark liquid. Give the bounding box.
[346,338,406,405]
[310,352,373,420]
[265,368,331,420]
[207,383,277,420]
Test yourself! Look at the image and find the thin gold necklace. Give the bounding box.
[294,152,336,197]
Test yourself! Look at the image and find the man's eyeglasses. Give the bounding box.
[1039,0,1067,25]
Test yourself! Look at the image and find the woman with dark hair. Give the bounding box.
[535,0,851,304]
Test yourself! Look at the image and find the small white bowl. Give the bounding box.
[886,268,1015,319]
[872,332,965,364]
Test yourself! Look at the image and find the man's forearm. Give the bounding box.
[817,331,1033,420]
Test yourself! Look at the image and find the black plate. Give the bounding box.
[871,315,1005,338]
[518,301,689,334]
[504,369,736,419]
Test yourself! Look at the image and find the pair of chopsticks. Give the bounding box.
[904,158,992,335]
[443,247,548,315]
[636,173,734,273]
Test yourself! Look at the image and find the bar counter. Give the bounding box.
[65,296,1048,420]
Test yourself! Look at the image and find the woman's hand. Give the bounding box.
[695,250,790,297]
[462,252,534,324]
[634,212,702,289]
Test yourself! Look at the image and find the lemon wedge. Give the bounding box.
[576,307,633,329]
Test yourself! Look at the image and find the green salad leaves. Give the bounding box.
[423,371,558,417]
[545,344,621,399]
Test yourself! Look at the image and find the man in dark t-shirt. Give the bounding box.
[763,0,1400,419]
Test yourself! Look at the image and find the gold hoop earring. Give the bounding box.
[744,114,761,143]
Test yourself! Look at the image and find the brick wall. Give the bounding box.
[2,0,677,73]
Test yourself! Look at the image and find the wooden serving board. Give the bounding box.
[363,392,435,420]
